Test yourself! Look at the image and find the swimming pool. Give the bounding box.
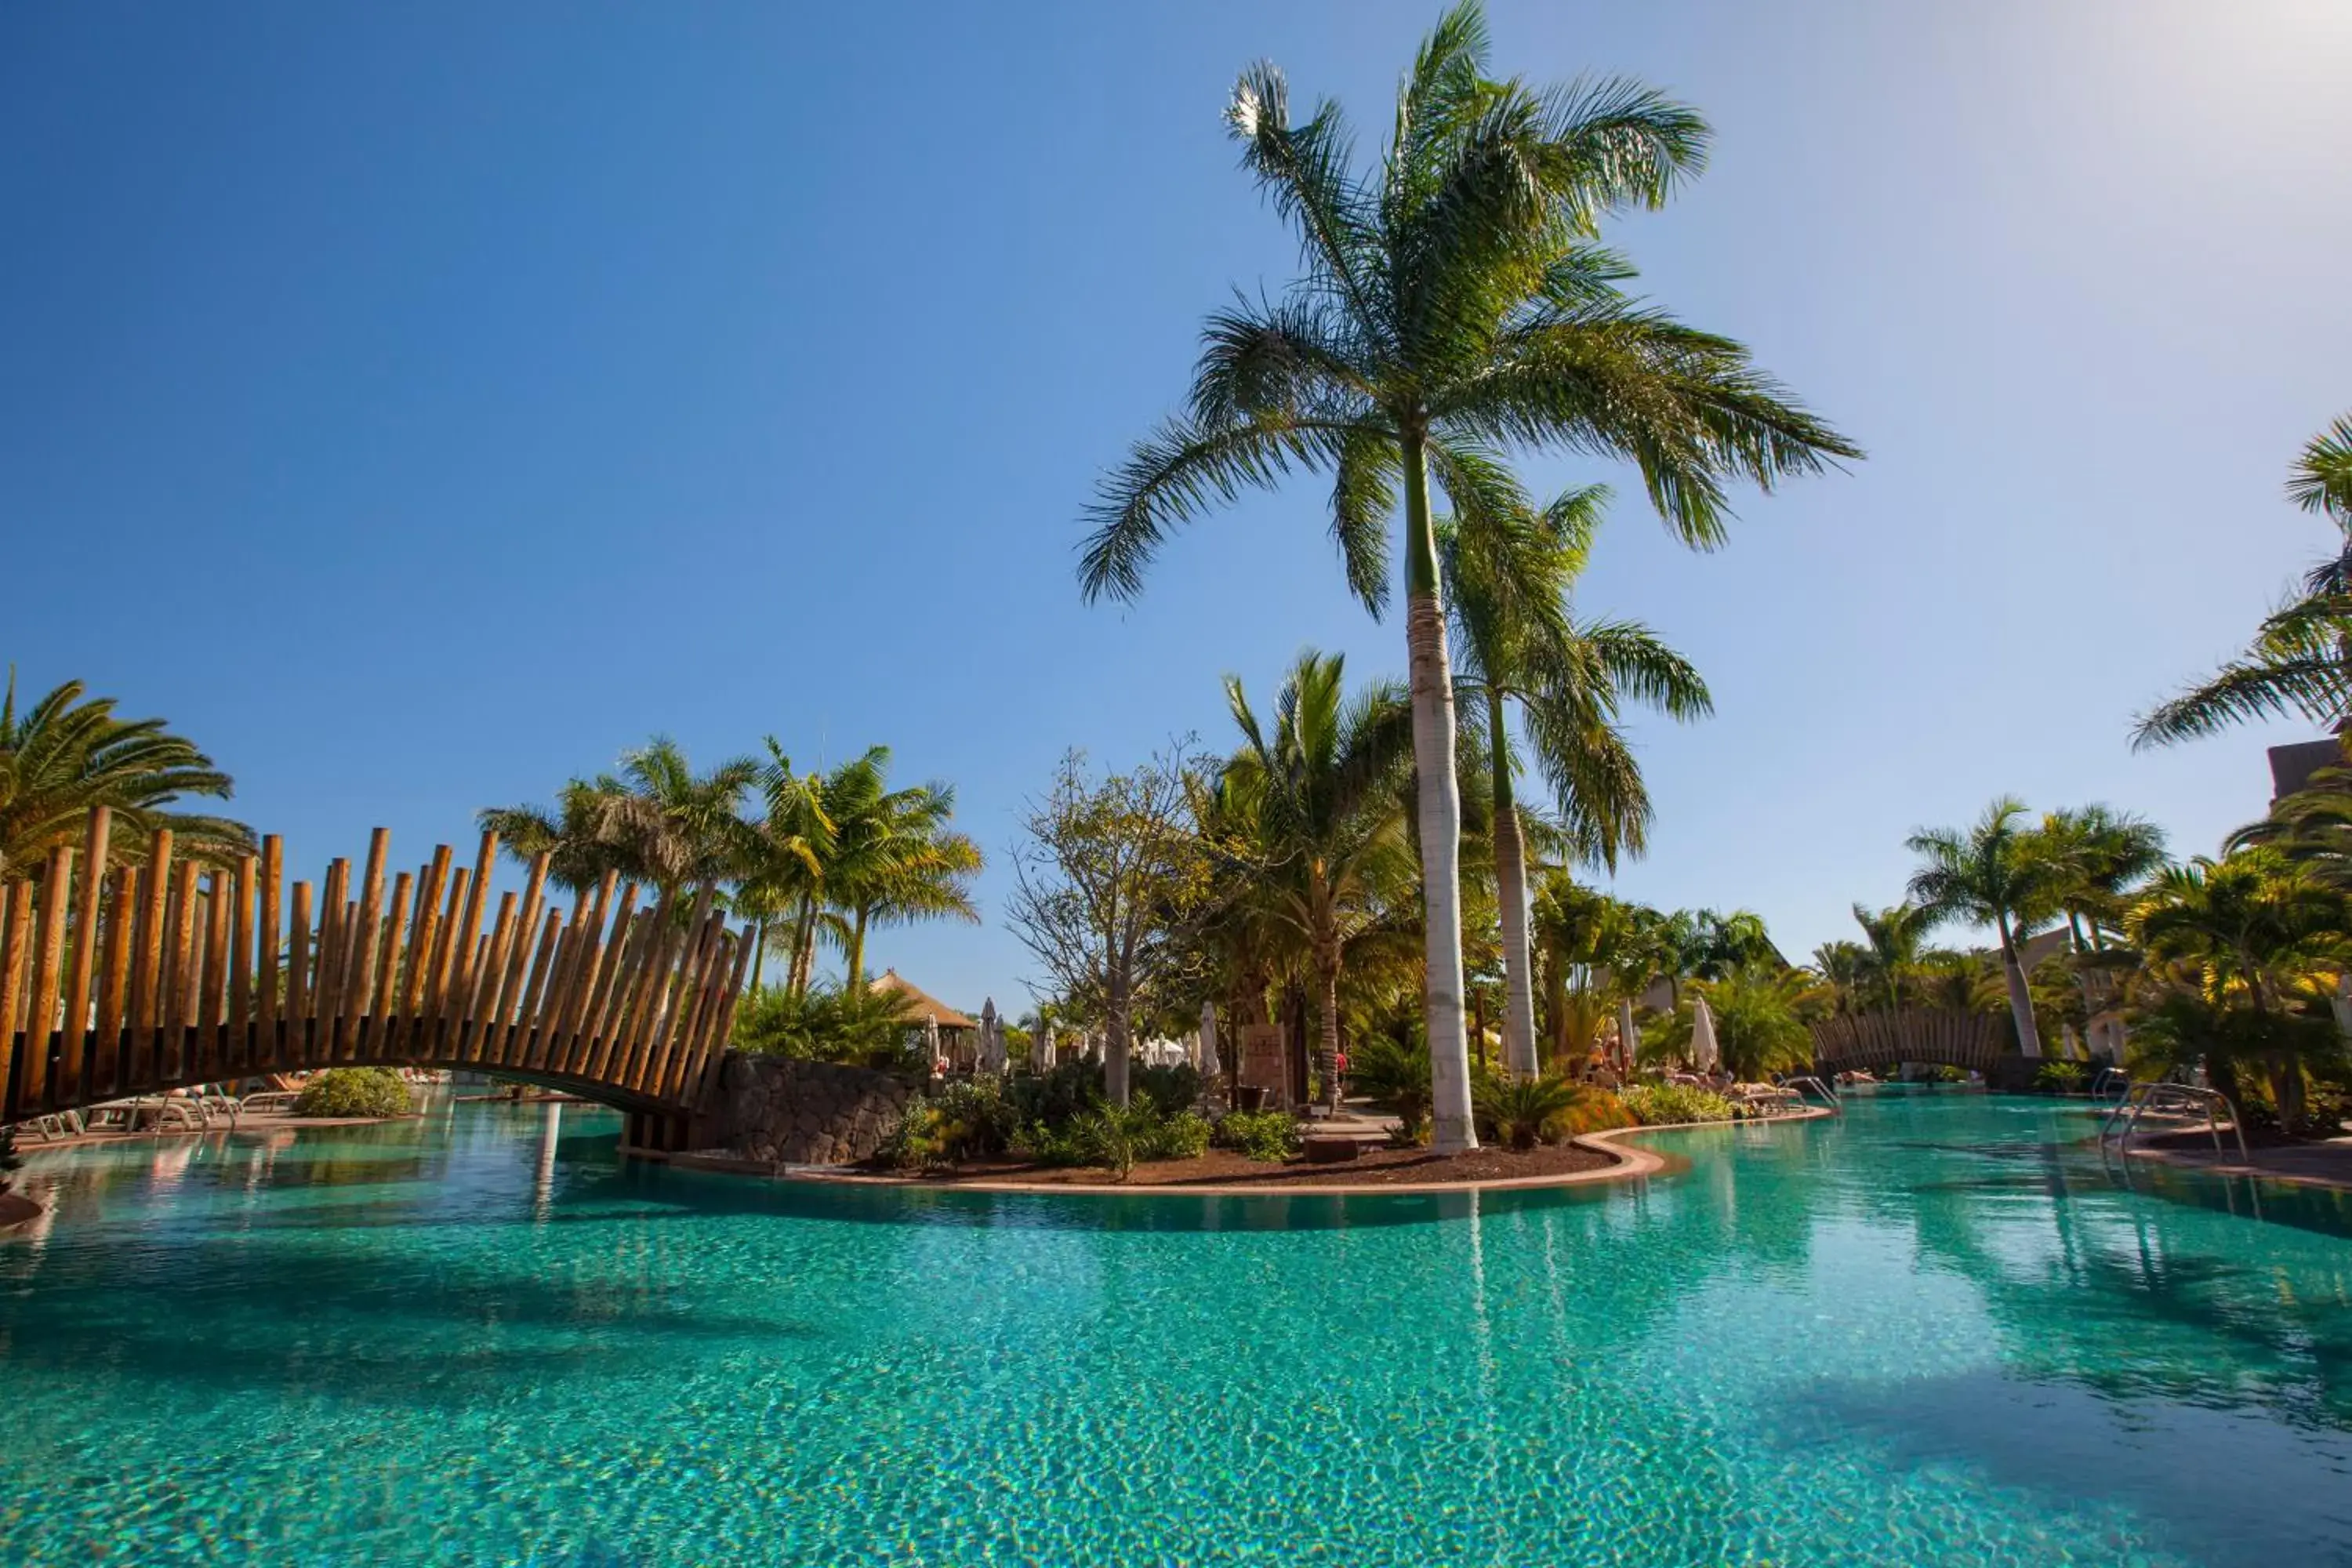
[3,1092,2347,1566]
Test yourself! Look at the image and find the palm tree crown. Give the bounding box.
[0,671,250,876]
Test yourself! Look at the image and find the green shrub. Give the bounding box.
[292,1069,412,1120]
[1130,1062,1203,1119]
[876,1079,1023,1170]
[1214,1109,1301,1162]
[1007,1058,1104,1130]
[1137,1110,1211,1162]
[1350,1033,1432,1138]
[1620,1083,1740,1127]
[1472,1072,1589,1150]
[733,982,925,1073]
[1556,1089,1635,1136]
[2036,1060,2089,1094]
[1068,1105,1149,1181]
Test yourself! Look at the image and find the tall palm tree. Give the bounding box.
[1080,3,1857,1148]
[2134,412,2352,747]
[0,671,250,876]
[482,737,756,913]
[1221,651,1417,1112]
[1445,485,1710,1075]
[1906,798,2058,1058]
[1850,900,1931,1011]
[825,777,983,989]
[2035,804,2169,951]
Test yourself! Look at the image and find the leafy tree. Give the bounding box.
[1809,940,1871,1016]
[2134,412,2352,746]
[1005,746,1218,1107]
[1078,2,1857,1149]
[1220,651,1417,1112]
[1683,964,1817,1080]
[0,670,250,876]
[808,757,981,989]
[1444,485,1710,1076]
[1907,798,2060,1057]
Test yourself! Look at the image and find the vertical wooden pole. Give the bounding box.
[397,848,452,1040]
[492,854,552,1057]
[95,868,134,1095]
[128,831,173,1088]
[313,859,349,1062]
[58,808,113,1105]
[369,871,412,1061]
[423,868,469,1056]
[340,830,390,1059]
[450,831,496,1013]
[20,845,76,1109]
[256,836,282,1065]
[227,855,255,1073]
[512,913,564,1070]
[285,881,314,1065]
[0,880,34,1120]
[554,872,617,1072]
[198,871,229,1080]
[162,861,198,1085]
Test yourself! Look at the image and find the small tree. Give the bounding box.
[1005,746,1218,1107]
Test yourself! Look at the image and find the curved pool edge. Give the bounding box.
[640,1104,1835,1199]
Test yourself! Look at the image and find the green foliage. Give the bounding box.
[732,982,924,1072]
[1348,1033,1432,1137]
[1214,1109,1301,1162]
[2035,1060,2088,1094]
[1029,1104,1210,1181]
[877,1079,1025,1171]
[1130,1062,1203,1119]
[1007,1058,1105,1129]
[1621,1082,1741,1127]
[1471,1072,1588,1150]
[0,670,251,877]
[1556,1089,1635,1135]
[292,1069,412,1120]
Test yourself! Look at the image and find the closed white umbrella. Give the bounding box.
[1199,999,1221,1077]
[924,1014,942,1073]
[1034,1025,1055,1071]
[1691,995,1720,1074]
[981,998,1003,1072]
[1618,1000,1639,1074]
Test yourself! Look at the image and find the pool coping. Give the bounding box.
[641,1104,1834,1198]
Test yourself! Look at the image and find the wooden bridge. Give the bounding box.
[1809,1007,2011,1075]
[0,808,752,1150]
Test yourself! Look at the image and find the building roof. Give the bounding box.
[870,969,977,1029]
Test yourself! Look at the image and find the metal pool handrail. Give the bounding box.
[2099,1080,2249,1163]
[1780,1075,1841,1112]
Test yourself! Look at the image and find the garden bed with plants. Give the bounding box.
[847,1054,1755,1191]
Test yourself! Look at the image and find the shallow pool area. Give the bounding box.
[3,1092,2349,1566]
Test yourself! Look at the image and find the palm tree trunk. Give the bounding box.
[1316,939,1344,1114]
[750,919,768,994]
[788,894,818,996]
[845,906,871,991]
[1998,921,2043,1058]
[1402,430,1476,1153]
[1489,689,1539,1080]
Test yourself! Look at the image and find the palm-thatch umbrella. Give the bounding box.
[1691,995,1720,1074]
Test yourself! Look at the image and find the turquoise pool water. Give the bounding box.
[3,1093,2349,1566]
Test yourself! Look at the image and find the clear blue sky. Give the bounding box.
[6,2,2350,1011]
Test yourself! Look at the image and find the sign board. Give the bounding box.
[1239,1024,1287,1102]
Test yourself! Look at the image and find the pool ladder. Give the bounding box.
[1780,1076,1841,1113]
[2098,1081,2248,1163]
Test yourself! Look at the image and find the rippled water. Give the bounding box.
[3,1091,2350,1566]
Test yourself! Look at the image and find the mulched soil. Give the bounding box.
[874,1140,1619,1189]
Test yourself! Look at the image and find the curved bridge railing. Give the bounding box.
[1809,1008,2009,1073]
[1,808,750,1142]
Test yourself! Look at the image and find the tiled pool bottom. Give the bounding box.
[2,1093,2348,1566]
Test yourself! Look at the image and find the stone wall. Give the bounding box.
[691,1052,916,1167]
